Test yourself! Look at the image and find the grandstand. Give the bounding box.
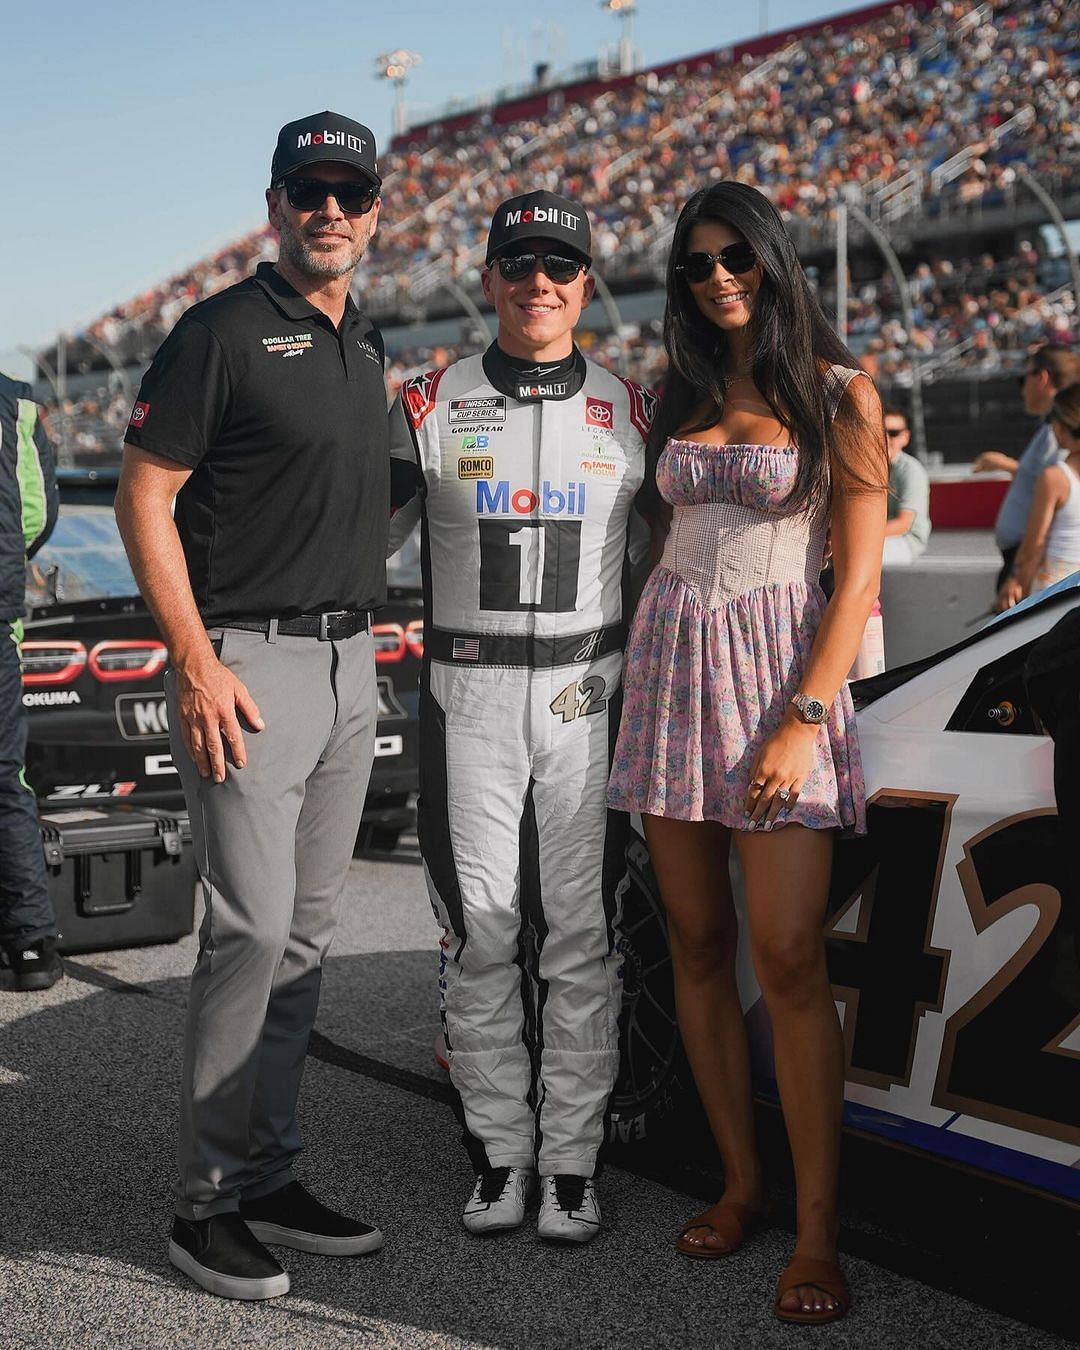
[32,0,1078,466]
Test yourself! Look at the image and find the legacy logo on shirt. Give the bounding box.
[356,339,382,365]
[128,401,150,429]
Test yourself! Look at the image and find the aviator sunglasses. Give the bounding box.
[495,253,588,284]
[677,243,758,283]
[277,176,378,216]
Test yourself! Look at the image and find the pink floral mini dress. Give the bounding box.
[607,368,867,833]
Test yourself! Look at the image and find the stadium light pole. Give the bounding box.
[79,334,135,403]
[1015,166,1080,325]
[838,201,928,463]
[375,50,423,138]
[601,0,636,75]
[835,202,848,340]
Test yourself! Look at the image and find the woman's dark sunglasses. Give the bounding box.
[677,244,758,283]
[278,176,378,216]
[495,253,588,284]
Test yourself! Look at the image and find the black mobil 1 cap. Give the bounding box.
[271,111,381,187]
[485,191,592,266]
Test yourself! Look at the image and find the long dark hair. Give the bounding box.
[644,181,874,519]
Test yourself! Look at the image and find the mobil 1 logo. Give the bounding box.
[116,693,169,741]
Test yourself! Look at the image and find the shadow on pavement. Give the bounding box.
[0,953,1069,1349]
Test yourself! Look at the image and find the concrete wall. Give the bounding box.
[880,534,1000,668]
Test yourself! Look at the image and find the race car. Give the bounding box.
[610,575,1080,1207]
[22,470,421,852]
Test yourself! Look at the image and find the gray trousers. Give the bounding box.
[165,626,376,1220]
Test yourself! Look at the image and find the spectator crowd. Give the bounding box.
[42,0,1075,384]
[48,236,1075,463]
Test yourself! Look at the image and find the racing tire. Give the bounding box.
[608,832,708,1155]
[353,825,403,856]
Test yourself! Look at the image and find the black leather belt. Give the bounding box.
[425,622,625,668]
[223,610,371,641]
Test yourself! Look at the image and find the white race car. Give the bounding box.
[612,575,1080,1206]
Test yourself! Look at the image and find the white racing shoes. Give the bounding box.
[462,1166,537,1234]
[537,1174,601,1243]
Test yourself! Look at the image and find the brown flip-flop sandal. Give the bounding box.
[774,1256,851,1324]
[674,1201,765,1259]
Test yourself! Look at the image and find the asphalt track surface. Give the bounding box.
[2,832,1075,1349]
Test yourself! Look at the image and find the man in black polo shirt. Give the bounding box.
[116,111,388,1301]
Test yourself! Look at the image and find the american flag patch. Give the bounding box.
[452,637,480,662]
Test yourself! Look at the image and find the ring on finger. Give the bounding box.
[776,788,791,802]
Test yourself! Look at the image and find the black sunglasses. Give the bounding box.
[277,176,378,216]
[495,253,588,284]
[885,426,907,438]
[676,244,758,283]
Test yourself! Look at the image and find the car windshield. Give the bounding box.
[27,506,139,605]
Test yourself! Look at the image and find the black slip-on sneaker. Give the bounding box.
[168,1213,290,1300]
[240,1180,384,1256]
[5,937,64,992]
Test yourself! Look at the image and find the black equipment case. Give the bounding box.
[39,806,197,955]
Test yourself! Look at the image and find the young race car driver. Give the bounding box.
[387,191,653,1243]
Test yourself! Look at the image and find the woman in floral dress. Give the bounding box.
[608,182,888,1325]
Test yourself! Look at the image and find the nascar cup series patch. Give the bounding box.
[448,397,506,423]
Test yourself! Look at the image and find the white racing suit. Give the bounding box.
[389,345,652,1176]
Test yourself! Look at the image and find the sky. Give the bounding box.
[1,0,857,377]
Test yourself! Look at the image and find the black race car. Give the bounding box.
[23,470,421,852]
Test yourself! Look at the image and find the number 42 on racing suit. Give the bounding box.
[388,344,653,1179]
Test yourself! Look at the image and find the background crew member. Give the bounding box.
[388,192,653,1244]
[117,112,388,1302]
[881,405,930,566]
[1013,384,1080,599]
[0,372,60,991]
[972,343,1080,611]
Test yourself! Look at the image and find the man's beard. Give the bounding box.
[278,215,368,279]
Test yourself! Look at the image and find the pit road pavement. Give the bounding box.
[1,833,1071,1349]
